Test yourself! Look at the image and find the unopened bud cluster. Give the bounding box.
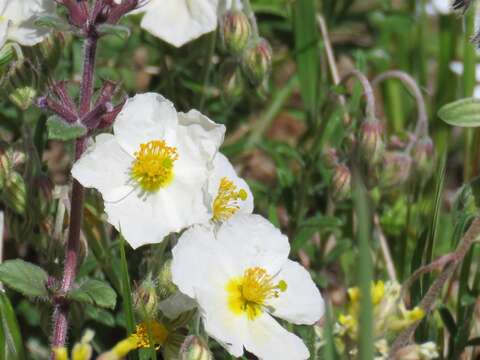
[218,8,273,101]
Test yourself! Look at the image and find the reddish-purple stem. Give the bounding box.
[50,33,97,358]
[79,36,98,116]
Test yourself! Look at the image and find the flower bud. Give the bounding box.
[322,148,339,169]
[3,171,26,215]
[241,37,272,86]
[331,164,351,200]
[133,279,159,319]
[392,342,439,360]
[157,259,177,300]
[412,136,434,177]
[9,86,37,110]
[359,120,384,165]
[381,151,412,189]
[180,336,212,360]
[0,43,16,69]
[219,59,245,104]
[220,10,251,56]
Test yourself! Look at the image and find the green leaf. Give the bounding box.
[46,116,87,141]
[438,97,480,127]
[293,0,319,117]
[438,306,457,336]
[84,305,116,327]
[0,292,26,360]
[97,24,131,39]
[0,260,48,298]
[35,15,75,32]
[69,279,117,309]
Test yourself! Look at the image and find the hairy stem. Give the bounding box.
[79,36,98,116]
[51,33,98,356]
[389,217,480,356]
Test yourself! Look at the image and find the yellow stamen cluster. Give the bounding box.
[131,140,178,192]
[226,267,287,320]
[212,177,248,222]
[131,321,169,350]
[336,281,426,344]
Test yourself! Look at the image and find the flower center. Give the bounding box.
[212,177,248,221]
[131,321,168,350]
[226,267,287,320]
[131,140,178,192]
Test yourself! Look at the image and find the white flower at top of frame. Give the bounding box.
[171,214,325,360]
[0,0,55,49]
[71,93,225,249]
[426,0,452,15]
[133,0,241,48]
[207,152,254,223]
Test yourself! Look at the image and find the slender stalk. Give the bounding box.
[79,36,98,116]
[51,33,98,355]
[50,138,87,353]
[389,217,480,355]
[340,70,376,121]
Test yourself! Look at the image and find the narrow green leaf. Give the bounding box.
[0,260,48,298]
[438,98,480,127]
[69,279,117,309]
[293,0,319,117]
[119,235,137,360]
[352,167,374,360]
[0,291,26,360]
[438,306,457,336]
[46,116,86,141]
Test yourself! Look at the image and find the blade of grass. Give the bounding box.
[463,3,476,181]
[119,235,137,360]
[352,165,374,360]
[293,0,319,121]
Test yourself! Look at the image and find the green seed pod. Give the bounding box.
[3,171,27,215]
[219,59,245,104]
[241,37,272,87]
[133,278,159,320]
[331,164,351,200]
[179,336,212,360]
[9,86,37,111]
[220,10,251,56]
[359,120,384,165]
[0,43,16,69]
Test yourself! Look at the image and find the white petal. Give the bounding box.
[3,0,54,46]
[140,0,218,47]
[0,20,8,49]
[104,177,209,249]
[171,224,235,297]
[268,260,325,325]
[113,93,178,155]
[195,284,249,357]
[158,292,197,319]
[71,133,133,202]
[177,109,225,165]
[217,214,290,275]
[245,314,310,360]
[208,152,254,217]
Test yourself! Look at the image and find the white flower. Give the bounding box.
[133,0,241,47]
[426,0,452,15]
[71,93,225,249]
[0,0,55,49]
[207,152,253,222]
[171,214,325,360]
